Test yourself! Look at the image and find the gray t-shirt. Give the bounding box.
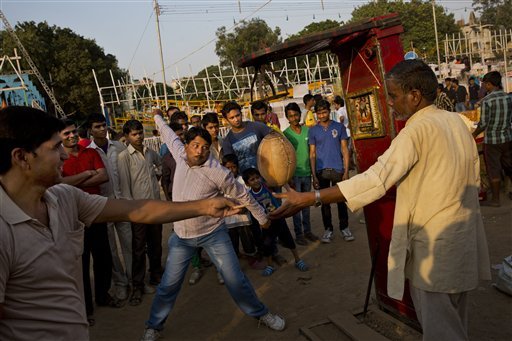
[0,184,107,341]
[222,121,271,172]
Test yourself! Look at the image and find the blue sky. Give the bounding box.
[2,0,473,84]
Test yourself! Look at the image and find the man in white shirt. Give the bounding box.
[86,113,132,302]
[271,60,491,340]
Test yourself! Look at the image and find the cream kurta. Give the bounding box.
[338,105,491,300]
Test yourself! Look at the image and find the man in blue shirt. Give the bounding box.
[309,99,354,243]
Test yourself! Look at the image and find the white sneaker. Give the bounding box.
[341,228,355,241]
[217,272,225,285]
[189,268,202,285]
[140,327,160,341]
[258,312,286,331]
[320,230,333,243]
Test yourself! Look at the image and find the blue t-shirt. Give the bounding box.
[308,120,348,173]
[222,121,271,173]
[249,183,280,213]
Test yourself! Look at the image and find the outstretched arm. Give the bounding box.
[94,196,240,224]
[270,185,345,219]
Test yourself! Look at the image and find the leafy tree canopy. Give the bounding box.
[215,18,281,66]
[473,0,512,30]
[287,19,343,41]
[351,0,460,59]
[0,21,126,118]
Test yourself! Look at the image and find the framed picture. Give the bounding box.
[346,87,386,139]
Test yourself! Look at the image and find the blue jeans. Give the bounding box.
[455,102,467,112]
[292,176,312,237]
[146,226,268,331]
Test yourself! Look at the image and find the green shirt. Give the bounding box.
[283,125,311,177]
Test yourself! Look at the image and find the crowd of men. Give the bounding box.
[0,61,510,341]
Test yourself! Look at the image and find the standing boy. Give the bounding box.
[283,102,318,245]
[118,120,163,306]
[87,113,132,302]
[60,120,113,325]
[309,99,354,243]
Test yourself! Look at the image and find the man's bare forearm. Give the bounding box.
[95,198,210,224]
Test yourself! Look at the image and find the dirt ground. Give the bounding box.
[90,196,512,341]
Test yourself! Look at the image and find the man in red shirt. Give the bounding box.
[60,120,114,326]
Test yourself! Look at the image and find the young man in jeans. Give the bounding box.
[283,102,319,245]
[141,110,286,341]
[308,99,354,243]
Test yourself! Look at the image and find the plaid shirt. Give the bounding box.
[478,90,512,144]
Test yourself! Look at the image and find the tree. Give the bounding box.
[287,19,343,41]
[350,0,460,60]
[215,18,281,66]
[473,0,512,30]
[0,21,126,118]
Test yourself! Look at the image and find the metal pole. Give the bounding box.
[154,0,168,108]
[502,29,509,92]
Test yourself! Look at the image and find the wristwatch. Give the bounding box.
[314,190,322,207]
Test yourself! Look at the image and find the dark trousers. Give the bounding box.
[132,223,163,290]
[83,222,112,316]
[228,225,256,256]
[317,169,349,231]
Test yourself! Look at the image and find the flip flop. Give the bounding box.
[262,266,275,276]
[295,259,309,272]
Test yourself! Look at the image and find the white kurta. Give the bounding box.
[338,105,491,299]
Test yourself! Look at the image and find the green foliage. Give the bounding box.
[287,19,343,41]
[350,0,460,60]
[473,0,512,30]
[215,18,281,66]
[0,21,126,118]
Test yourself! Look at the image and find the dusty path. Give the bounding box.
[90,199,512,341]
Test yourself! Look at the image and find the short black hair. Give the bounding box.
[284,102,301,117]
[190,114,201,121]
[222,153,238,166]
[123,119,144,135]
[303,94,314,105]
[314,99,331,112]
[313,94,323,103]
[241,167,260,183]
[333,95,344,107]
[184,127,212,145]
[169,122,183,132]
[86,113,106,129]
[62,119,77,129]
[385,60,437,102]
[170,111,188,123]
[0,106,65,174]
[251,100,268,114]
[221,101,242,118]
[201,112,219,127]
[166,105,180,113]
[482,71,502,88]
[77,125,89,138]
[452,79,459,85]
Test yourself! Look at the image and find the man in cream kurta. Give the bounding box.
[271,60,491,340]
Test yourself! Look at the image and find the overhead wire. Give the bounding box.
[127,9,154,71]
[151,0,274,77]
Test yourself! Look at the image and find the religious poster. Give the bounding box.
[346,87,385,139]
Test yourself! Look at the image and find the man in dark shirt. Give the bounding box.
[452,79,468,112]
[443,77,457,107]
[468,77,480,109]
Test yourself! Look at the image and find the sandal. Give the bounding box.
[295,259,309,272]
[261,266,275,276]
[129,289,142,306]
